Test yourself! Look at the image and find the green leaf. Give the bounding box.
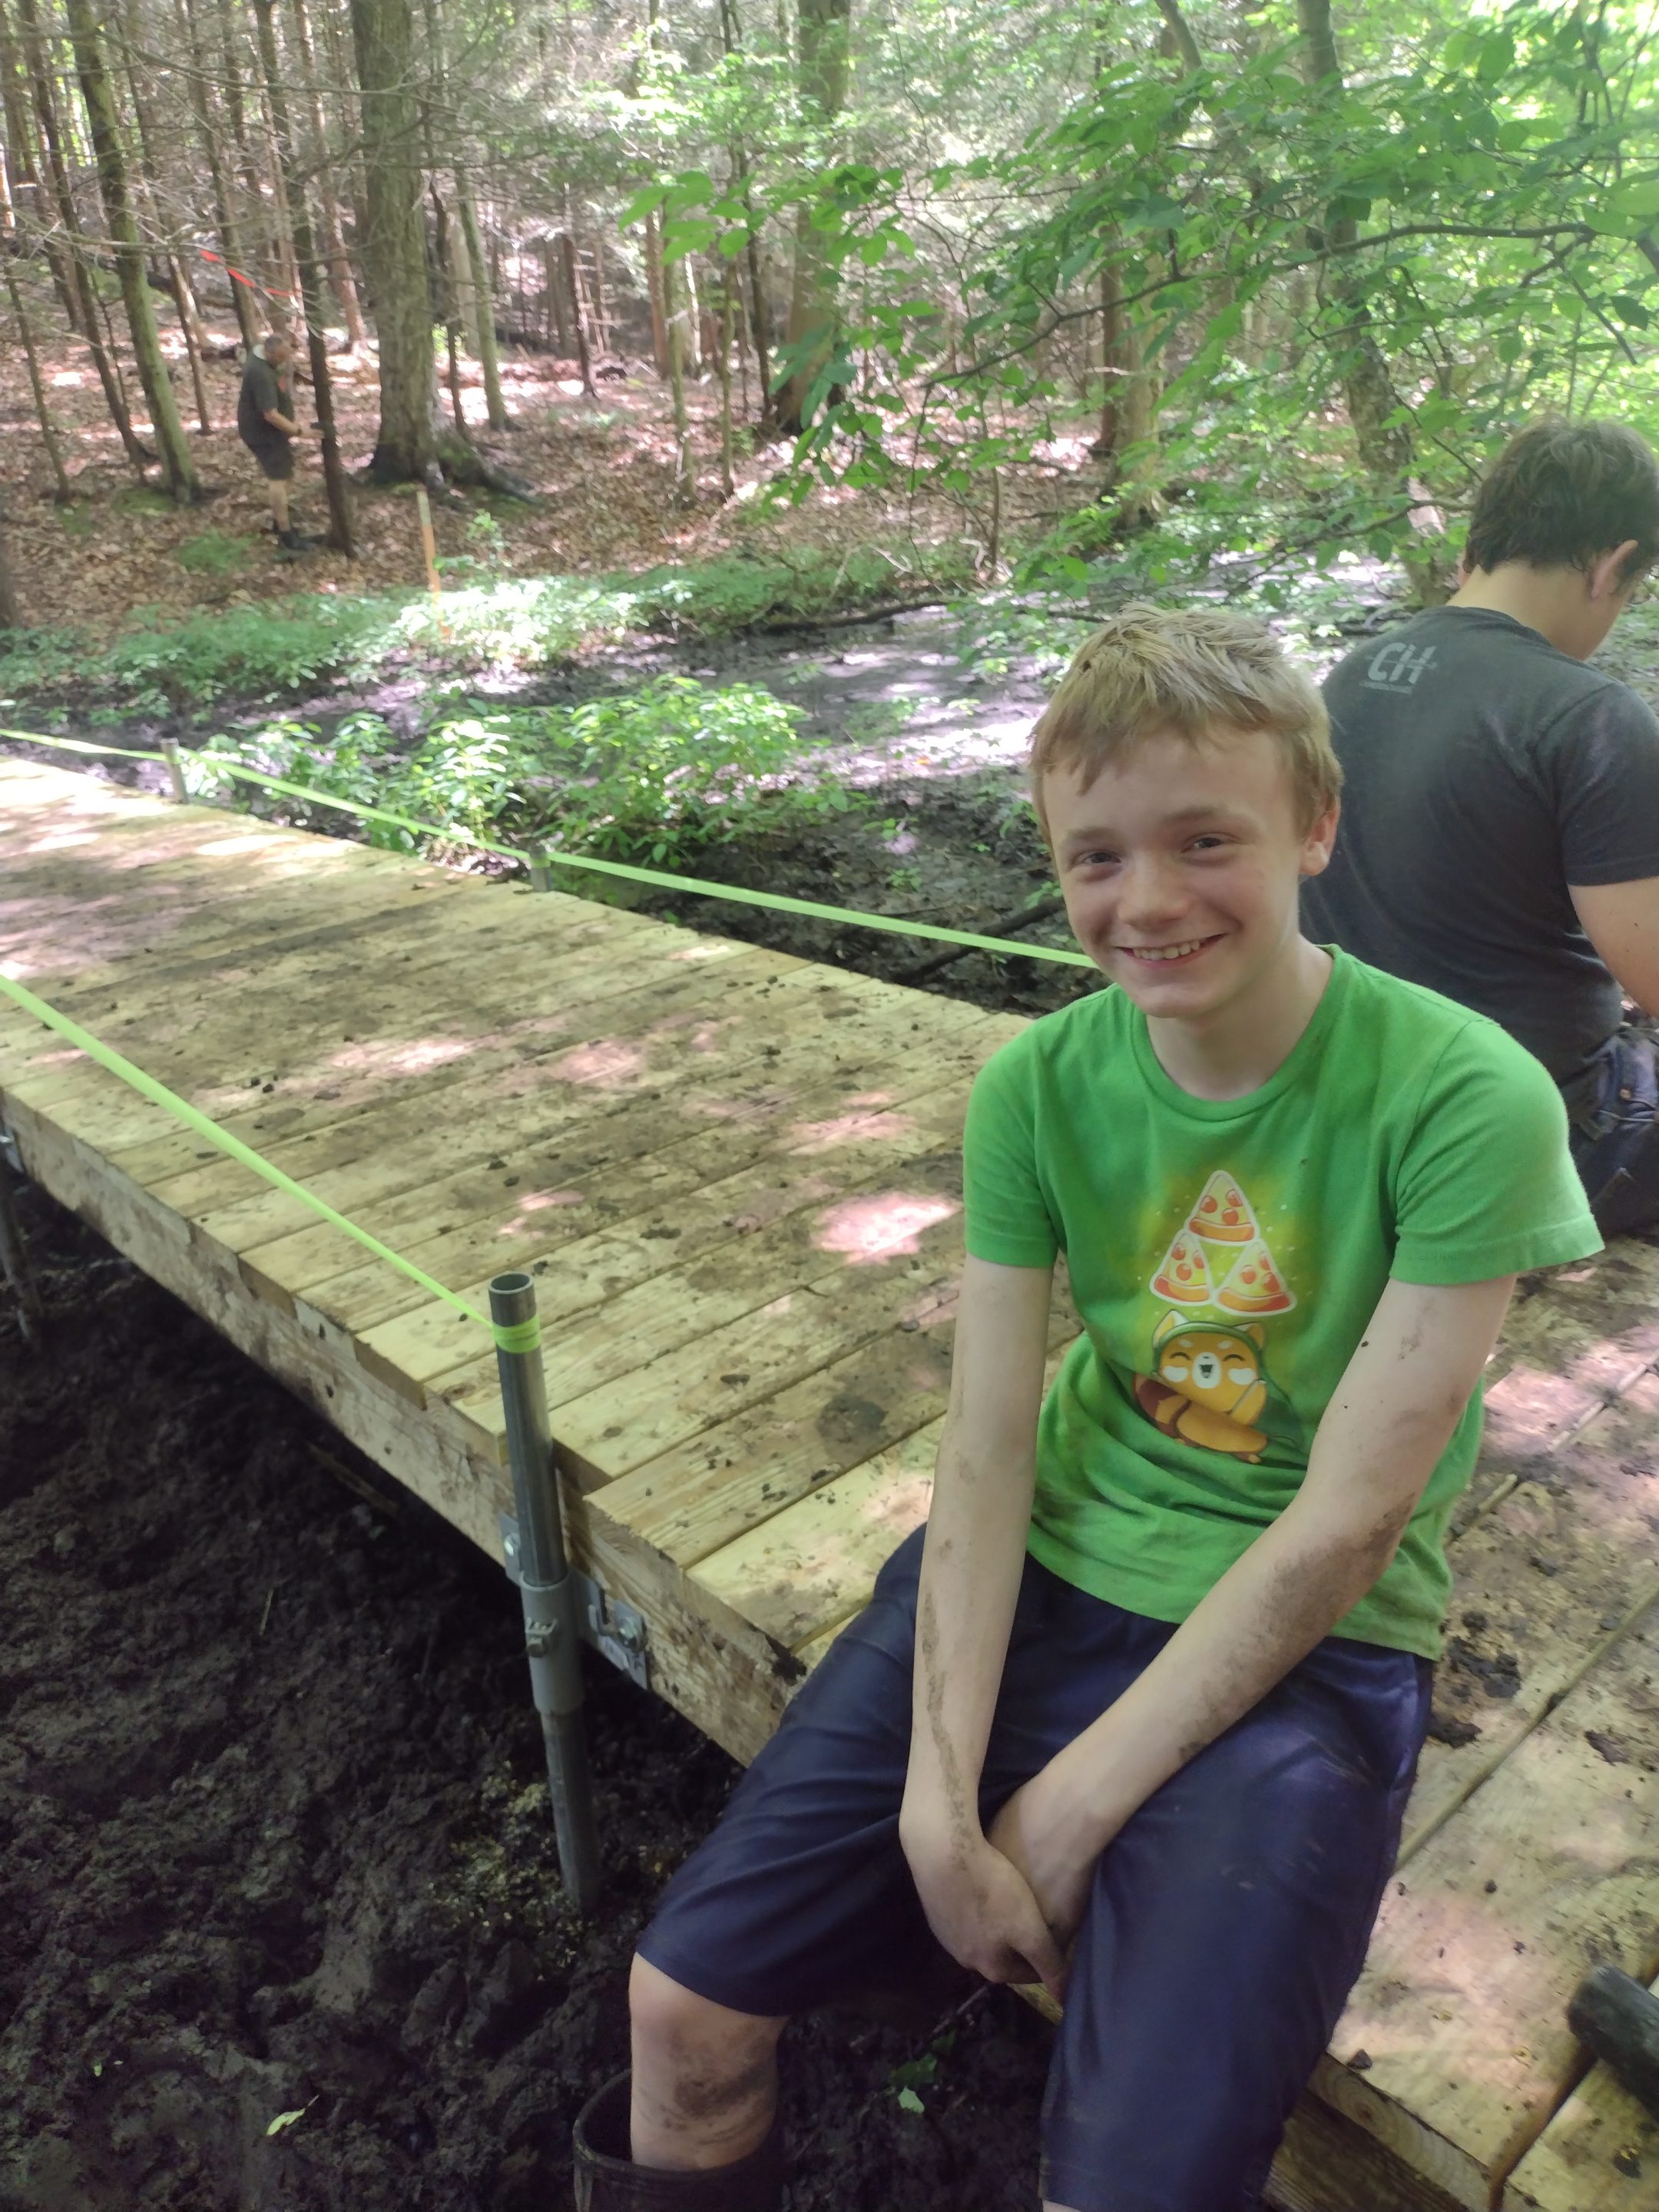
[617,185,668,230]
[267,2106,311,2137]
[897,2088,925,2114]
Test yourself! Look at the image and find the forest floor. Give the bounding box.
[0,300,1052,642]
[0,1181,1056,2212]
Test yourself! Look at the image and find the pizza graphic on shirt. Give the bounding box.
[1150,1231,1216,1306]
[1215,1235,1294,1316]
[1187,1171,1256,1246]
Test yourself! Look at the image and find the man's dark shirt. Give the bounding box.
[1303,607,1659,1094]
[237,349,289,449]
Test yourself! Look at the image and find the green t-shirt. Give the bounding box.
[963,951,1600,1657]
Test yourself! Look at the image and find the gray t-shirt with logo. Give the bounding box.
[1303,607,1659,1092]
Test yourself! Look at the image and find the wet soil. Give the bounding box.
[0,1185,1055,2211]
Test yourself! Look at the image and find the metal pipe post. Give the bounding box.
[490,1269,601,1909]
[528,858,554,893]
[160,738,188,803]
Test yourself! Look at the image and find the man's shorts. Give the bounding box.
[240,431,293,482]
[638,1526,1431,2212]
[1568,1022,1659,1236]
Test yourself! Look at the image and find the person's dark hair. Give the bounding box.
[1465,415,1659,586]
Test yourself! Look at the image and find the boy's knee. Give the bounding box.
[629,1953,783,2082]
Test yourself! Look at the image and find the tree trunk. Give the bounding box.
[62,0,198,499]
[542,236,569,353]
[11,0,150,470]
[643,205,670,377]
[115,0,214,432]
[291,0,366,343]
[0,0,77,333]
[456,171,505,426]
[251,0,355,554]
[349,0,445,482]
[777,0,852,435]
[1294,0,1439,598]
[3,250,74,502]
[717,0,773,432]
[716,257,735,498]
[0,498,22,628]
[173,0,258,346]
[664,242,692,501]
[560,230,596,399]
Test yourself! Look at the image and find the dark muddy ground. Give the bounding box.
[0,1183,1056,2212]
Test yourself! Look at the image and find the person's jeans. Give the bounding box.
[1567,1023,1659,1237]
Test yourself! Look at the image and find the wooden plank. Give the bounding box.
[1268,2089,1471,2212]
[1326,1602,1659,2206]
[359,1083,978,1402]
[1504,1972,1659,2210]
[229,969,989,1307]
[293,1006,1013,1346]
[590,1290,1080,1571]
[1402,1371,1659,1862]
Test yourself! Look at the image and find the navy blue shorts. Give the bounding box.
[638,1527,1432,2212]
[1568,1022,1659,1236]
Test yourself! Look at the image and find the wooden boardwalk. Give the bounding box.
[2,756,1655,2212]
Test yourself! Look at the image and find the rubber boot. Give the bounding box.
[572,2071,785,2211]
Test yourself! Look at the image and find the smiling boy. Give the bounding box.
[572,607,1600,2212]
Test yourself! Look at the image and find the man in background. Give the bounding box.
[236,325,311,554]
[1303,416,1659,1233]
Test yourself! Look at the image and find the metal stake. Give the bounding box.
[490,1269,601,1909]
[0,1135,43,1343]
[528,858,554,893]
[160,738,187,803]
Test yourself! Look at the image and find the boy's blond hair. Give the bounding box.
[1029,604,1342,834]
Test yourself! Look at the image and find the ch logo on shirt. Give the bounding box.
[1364,640,1437,690]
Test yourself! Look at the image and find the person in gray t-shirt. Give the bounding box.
[236,326,310,553]
[1304,416,1659,1233]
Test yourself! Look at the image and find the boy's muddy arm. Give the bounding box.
[992,1273,1516,1941]
[899,1255,1064,1995]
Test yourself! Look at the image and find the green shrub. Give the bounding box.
[189,674,846,874]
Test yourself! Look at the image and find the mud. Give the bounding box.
[0,1185,1053,2210]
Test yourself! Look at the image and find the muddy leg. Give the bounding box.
[628,1955,786,2169]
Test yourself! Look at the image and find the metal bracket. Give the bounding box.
[499,1512,650,1691]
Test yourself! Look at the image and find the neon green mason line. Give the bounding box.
[0,968,502,1347]
[4,726,1094,970]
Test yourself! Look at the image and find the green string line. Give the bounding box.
[2,727,166,761]
[4,725,1094,969]
[0,967,508,1350]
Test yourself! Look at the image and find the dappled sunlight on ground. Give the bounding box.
[812,1190,959,1263]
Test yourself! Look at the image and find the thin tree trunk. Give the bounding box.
[559,230,595,398]
[643,205,670,377]
[0,0,77,333]
[716,257,735,498]
[664,245,691,501]
[251,0,355,553]
[717,0,773,431]
[173,0,257,346]
[291,0,366,342]
[63,0,198,498]
[589,229,608,348]
[0,502,21,628]
[3,250,74,502]
[114,0,214,432]
[456,171,505,426]
[219,0,286,306]
[12,0,149,470]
